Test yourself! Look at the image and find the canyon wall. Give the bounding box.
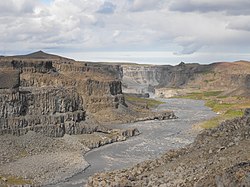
[122,61,250,97]
[122,65,161,95]
[0,51,125,137]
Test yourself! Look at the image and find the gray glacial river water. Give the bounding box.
[51,98,216,187]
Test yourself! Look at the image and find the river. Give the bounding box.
[50,98,216,187]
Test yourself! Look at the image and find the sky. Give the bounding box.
[1,0,250,64]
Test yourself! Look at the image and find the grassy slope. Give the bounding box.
[175,91,250,129]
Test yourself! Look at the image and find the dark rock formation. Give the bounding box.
[136,111,177,121]
[83,128,140,149]
[0,52,125,137]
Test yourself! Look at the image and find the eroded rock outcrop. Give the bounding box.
[80,128,140,149]
[0,51,125,137]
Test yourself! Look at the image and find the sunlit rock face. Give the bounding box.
[0,51,125,137]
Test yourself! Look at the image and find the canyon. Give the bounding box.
[85,60,250,187]
[0,51,249,186]
[122,61,250,97]
[0,51,176,186]
[1,51,249,137]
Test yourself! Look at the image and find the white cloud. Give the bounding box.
[0,0,37,16]
[169,0,250,15]
[128,0,165,12]
[0,0,249,63]
[227,15,250,32]
[97,2,116,14]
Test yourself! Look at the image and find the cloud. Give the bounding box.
[173,36,203,54]
[0,0,250,64]
[128,0,164,12]
[0,0,37,16]
[168,0,250,15]
[227,16,250,32]
[113,30,121,38]
[97,2,116,14]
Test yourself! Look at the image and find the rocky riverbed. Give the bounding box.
[87,108,250,187]
[50,98,216,187]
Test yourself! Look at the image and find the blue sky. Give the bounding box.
[1,0,250,64]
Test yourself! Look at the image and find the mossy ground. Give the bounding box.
[175,91,250,129]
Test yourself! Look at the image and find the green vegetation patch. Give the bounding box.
[175,91,223,100]
[0,175,33,186]
[174,92,203,100]
[201,109,244,129]
[175,90,249,129]
[125,95,164,108]
[225,109,244,117]
[200,116,221,129]
[203,91,223,97]
[205,100,234,112]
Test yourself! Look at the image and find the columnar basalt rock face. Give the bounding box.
[0,52,125,137]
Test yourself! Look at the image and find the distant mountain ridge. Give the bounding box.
[1,50,74,61]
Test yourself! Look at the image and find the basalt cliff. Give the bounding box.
[122,61,250,97]
[0,51,125,137]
